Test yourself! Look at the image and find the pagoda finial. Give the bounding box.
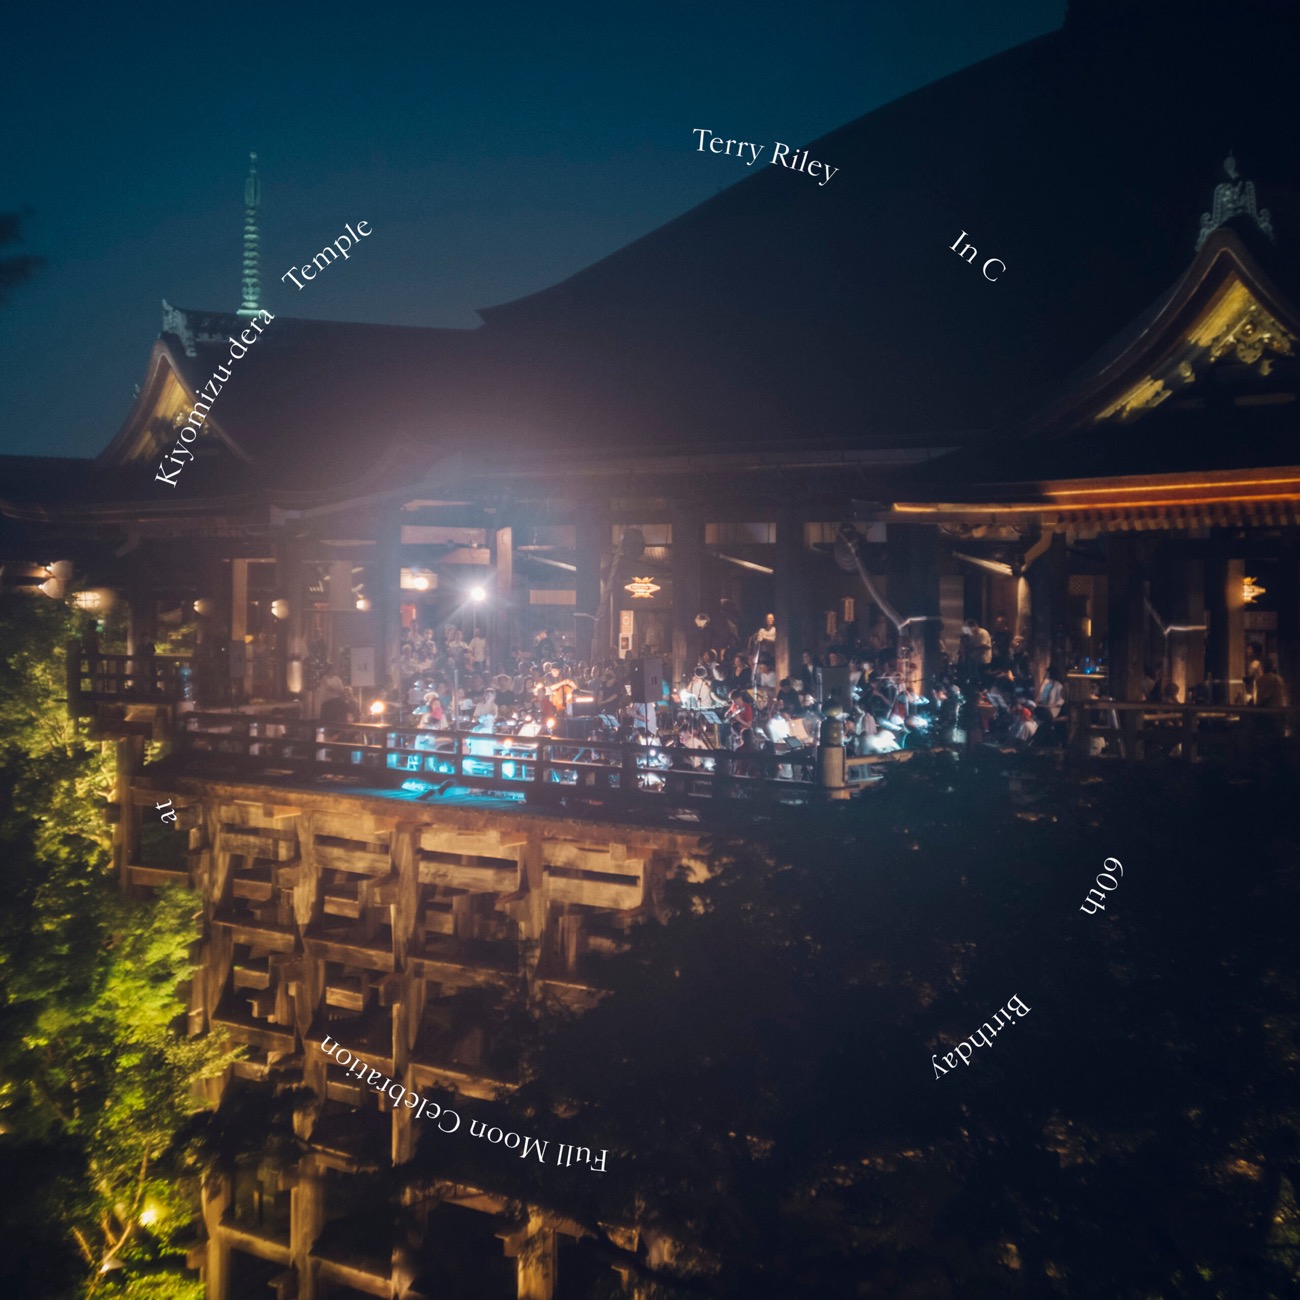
[237,151,261,318]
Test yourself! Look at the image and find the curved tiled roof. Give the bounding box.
[99,0,1300,497]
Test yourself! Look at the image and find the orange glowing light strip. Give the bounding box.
[1040,474,1300,498]
[893,493,1300,514]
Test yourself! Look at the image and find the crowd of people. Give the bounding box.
[307,615,1074,759]
[310,613,1289,759]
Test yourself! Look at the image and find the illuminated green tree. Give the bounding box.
[0,596,230,1296]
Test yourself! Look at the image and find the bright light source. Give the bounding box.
[193,598,215,617]
[355,596,372,612]
[47,561,74,581]
[38,579,64,599]
[138,1204,160,1228]
[369,699,386,716]
[413,575,430,591]
[271,599,289,620]
[470,585,487,603]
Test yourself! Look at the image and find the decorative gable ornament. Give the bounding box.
[1196,152,1275,251]
[161,299,198,358]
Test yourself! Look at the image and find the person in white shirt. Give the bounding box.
[683,666,718,708]
[1036,666,1065,720]
[468,627,487,667]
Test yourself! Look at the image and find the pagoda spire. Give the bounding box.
[236,152,261,318]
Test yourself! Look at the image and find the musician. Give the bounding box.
[596,666,625,713]
[683,665,720,708]
[545,665,577,713]
[776,677,803,715]
[749,612,777,655]
[725,688,753,741]
[726,654,752,694]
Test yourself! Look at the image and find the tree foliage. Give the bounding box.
[0,596,227,1297]
[447,749,1300,1298]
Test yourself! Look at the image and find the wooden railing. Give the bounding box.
[172,714,858,806]
[1067,699,1290,761]
[69,643,191,706]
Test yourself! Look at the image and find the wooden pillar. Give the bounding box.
[374,513,402,693]
[113,736,143,891]
[515,1212,557,1300]
[772,511,802,684]
[493,525,514,673]
[273,536,307,702]
[201,1175,233,1300]
[1166,558,1206,703]
[1206,554,1245,703]
[125,553,158,658]
[1028,530,1070,687]
[290,1160,326,1300]
[671,507,704,686]
[1107,534,1147,702]
[894,525,941,693]
[575,512,603,664]
[1276,554,1300,725]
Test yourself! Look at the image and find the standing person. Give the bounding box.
[1035,664,1066,743]
[1255,658,1288,709]
[750,612,777,655]
[1245,641,1265,703]
[468,626,487,670]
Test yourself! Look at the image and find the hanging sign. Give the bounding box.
[624,576,660,599]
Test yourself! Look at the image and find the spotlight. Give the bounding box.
[193,598,215,617]
[470,585,487,603]
[271,599,289,620]
[369,699,386,716]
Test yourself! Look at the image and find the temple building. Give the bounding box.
[2,0,1298,1293]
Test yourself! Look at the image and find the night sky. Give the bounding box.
[0,1,1064,460]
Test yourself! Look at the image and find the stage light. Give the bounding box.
[470,585,487,603]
